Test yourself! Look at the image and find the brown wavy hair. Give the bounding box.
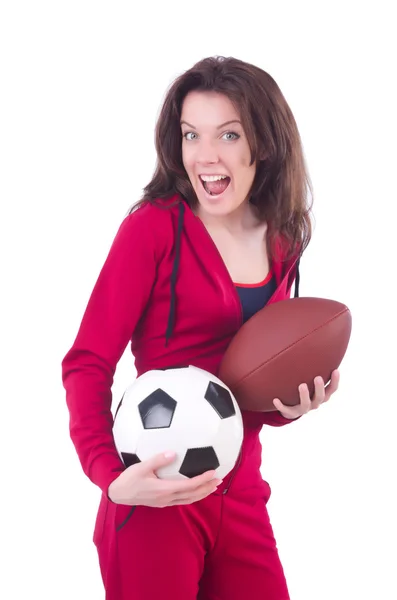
[129,55,313,260]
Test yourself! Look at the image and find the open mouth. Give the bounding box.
[199,175,231,197]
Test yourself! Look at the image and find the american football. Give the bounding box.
[218,297,352,411]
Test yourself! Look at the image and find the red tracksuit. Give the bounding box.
[61,195,300,599]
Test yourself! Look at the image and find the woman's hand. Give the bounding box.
[272,369,340,420]
[108,451,222,507]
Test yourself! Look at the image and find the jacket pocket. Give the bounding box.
[93,493,109,548]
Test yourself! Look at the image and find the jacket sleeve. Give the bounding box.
[61,207,159,495]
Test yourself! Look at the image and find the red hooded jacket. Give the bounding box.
[61,195,300,499]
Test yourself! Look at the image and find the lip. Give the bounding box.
[198,174,231,201]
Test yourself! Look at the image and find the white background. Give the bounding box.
[1,1,396,599]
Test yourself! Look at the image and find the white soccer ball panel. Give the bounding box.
[212,412,244,470]
[216,462,239,480]
[112,399,143,458]
[135,428,186,479]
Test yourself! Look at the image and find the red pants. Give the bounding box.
[94,487,290,599]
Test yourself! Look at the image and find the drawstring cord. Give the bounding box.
[165,201,185,346]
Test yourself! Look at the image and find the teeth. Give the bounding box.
[200,175,228,182]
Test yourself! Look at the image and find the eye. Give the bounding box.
[182,132,197,141]
[222,132,240,141]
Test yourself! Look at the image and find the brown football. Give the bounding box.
[218,297,352,412]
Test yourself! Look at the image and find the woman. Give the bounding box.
[62,55,340,599]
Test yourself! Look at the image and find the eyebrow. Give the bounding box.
[180,119,242,129]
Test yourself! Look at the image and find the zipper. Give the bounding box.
[222,447,243,495]
[220,260,297,497]
[200,224,243,495]
[193,212,298,495]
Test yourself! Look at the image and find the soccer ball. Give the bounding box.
[112,365,244,480]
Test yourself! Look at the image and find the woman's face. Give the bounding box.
[181,91,257,219]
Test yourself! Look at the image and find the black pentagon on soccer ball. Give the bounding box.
[138,388,177,429]
[179,447,220,478]
[121,452,141,468]
[205,381,236,419]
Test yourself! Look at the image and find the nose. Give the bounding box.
[195,138,220,165]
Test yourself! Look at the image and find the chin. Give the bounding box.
[199,195,247,219]
[198,198,233,216]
